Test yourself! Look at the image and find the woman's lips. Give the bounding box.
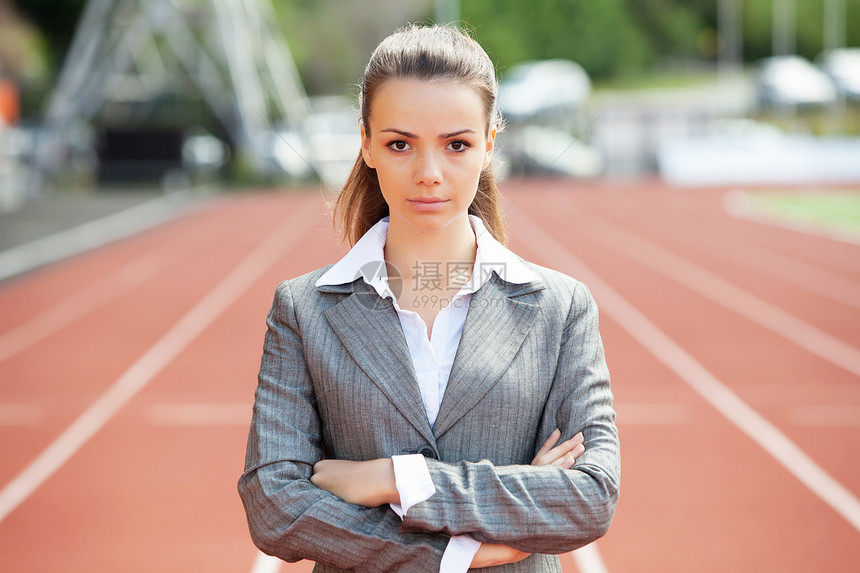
[408,198,448,211]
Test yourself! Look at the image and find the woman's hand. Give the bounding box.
[310,458,400,507]
[531,429,585,469]
[471,429,585,569]
[470,542,531,568]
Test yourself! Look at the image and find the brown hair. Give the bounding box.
[333,24,507,246]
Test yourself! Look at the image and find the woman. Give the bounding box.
[238,24,619,572]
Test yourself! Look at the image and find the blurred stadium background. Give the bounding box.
[1,0,859,200]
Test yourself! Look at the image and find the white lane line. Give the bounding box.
[515,211,860,533]
[649,199,860,310]
[573,206,860,379]
[0,405,43,426]
[790,405,860,427]
[147,403,250,426]
[250,551,282,573]
[0,251,178,364]
[720,242,860,311]
[572,543,609,573]
[614,403,691,425]
[0,196,321,523]
[0,192,201,283]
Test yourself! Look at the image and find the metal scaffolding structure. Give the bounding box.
[38,0,310,179]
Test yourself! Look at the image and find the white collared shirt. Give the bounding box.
[315,215,541,571]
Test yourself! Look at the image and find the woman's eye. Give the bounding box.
[388,141,410,151]
[448,140,470,152]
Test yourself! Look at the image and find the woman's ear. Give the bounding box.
[483,128,496,170]
[360,122,376,169]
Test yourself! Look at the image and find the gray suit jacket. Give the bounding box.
[238,261,620,572]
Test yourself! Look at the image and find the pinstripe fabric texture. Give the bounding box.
[238,261,619,572]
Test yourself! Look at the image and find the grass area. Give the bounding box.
[745,190,860,235]
[756,105,860,137]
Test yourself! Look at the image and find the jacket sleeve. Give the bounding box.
[238,281,448,572]
[398,282,620,554]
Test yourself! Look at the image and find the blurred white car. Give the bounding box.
[253,96,361,187]
[183,129,230,174]
[503,126,603,178]
[498,59,591,121]
[497,60,599,177]
[301,96,361,191]
[817,48,860,101]
[756,55,837,108]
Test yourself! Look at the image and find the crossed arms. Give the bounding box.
[238,279,620,571]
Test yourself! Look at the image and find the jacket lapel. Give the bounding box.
[321,281,436,445]
[433,275,544,439]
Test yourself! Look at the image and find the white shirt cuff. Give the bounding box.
[389,453,436,519]
[440,535,482,573]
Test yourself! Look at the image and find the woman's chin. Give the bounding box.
[390,211,469,234]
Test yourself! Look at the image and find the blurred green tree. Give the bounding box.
[623,0,705,61]
[274,0,432,94]
[743,0,860,61]
[685,0,860,63]
[13,0,860,94]
[461,0,651,79]
[11,0,85,70]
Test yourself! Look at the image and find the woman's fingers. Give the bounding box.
[531,430,585,466]
[533,428,562,461]
[550,442,586,469]
[471,543,531,568]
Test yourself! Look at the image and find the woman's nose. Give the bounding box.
[414,151,442,185]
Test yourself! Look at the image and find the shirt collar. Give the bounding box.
[315,215,541,298]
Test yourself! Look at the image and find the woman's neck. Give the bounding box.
[384,215,477,292]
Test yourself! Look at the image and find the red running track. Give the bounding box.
[0,181,857,572]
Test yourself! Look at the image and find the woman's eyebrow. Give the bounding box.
[439,129,476,139]
[379,128,417,138]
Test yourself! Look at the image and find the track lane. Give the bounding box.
[505,182,859,571]
[2,183,858,572]
[520,185,860,486]
[564,185,860,343]
[565,202,860,373]
[0,194,320,487]
[672,184,860,277]
[0,191,330,571]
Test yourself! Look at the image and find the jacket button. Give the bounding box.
[417,446,437,459]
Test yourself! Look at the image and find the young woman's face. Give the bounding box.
[361,78,495,234]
